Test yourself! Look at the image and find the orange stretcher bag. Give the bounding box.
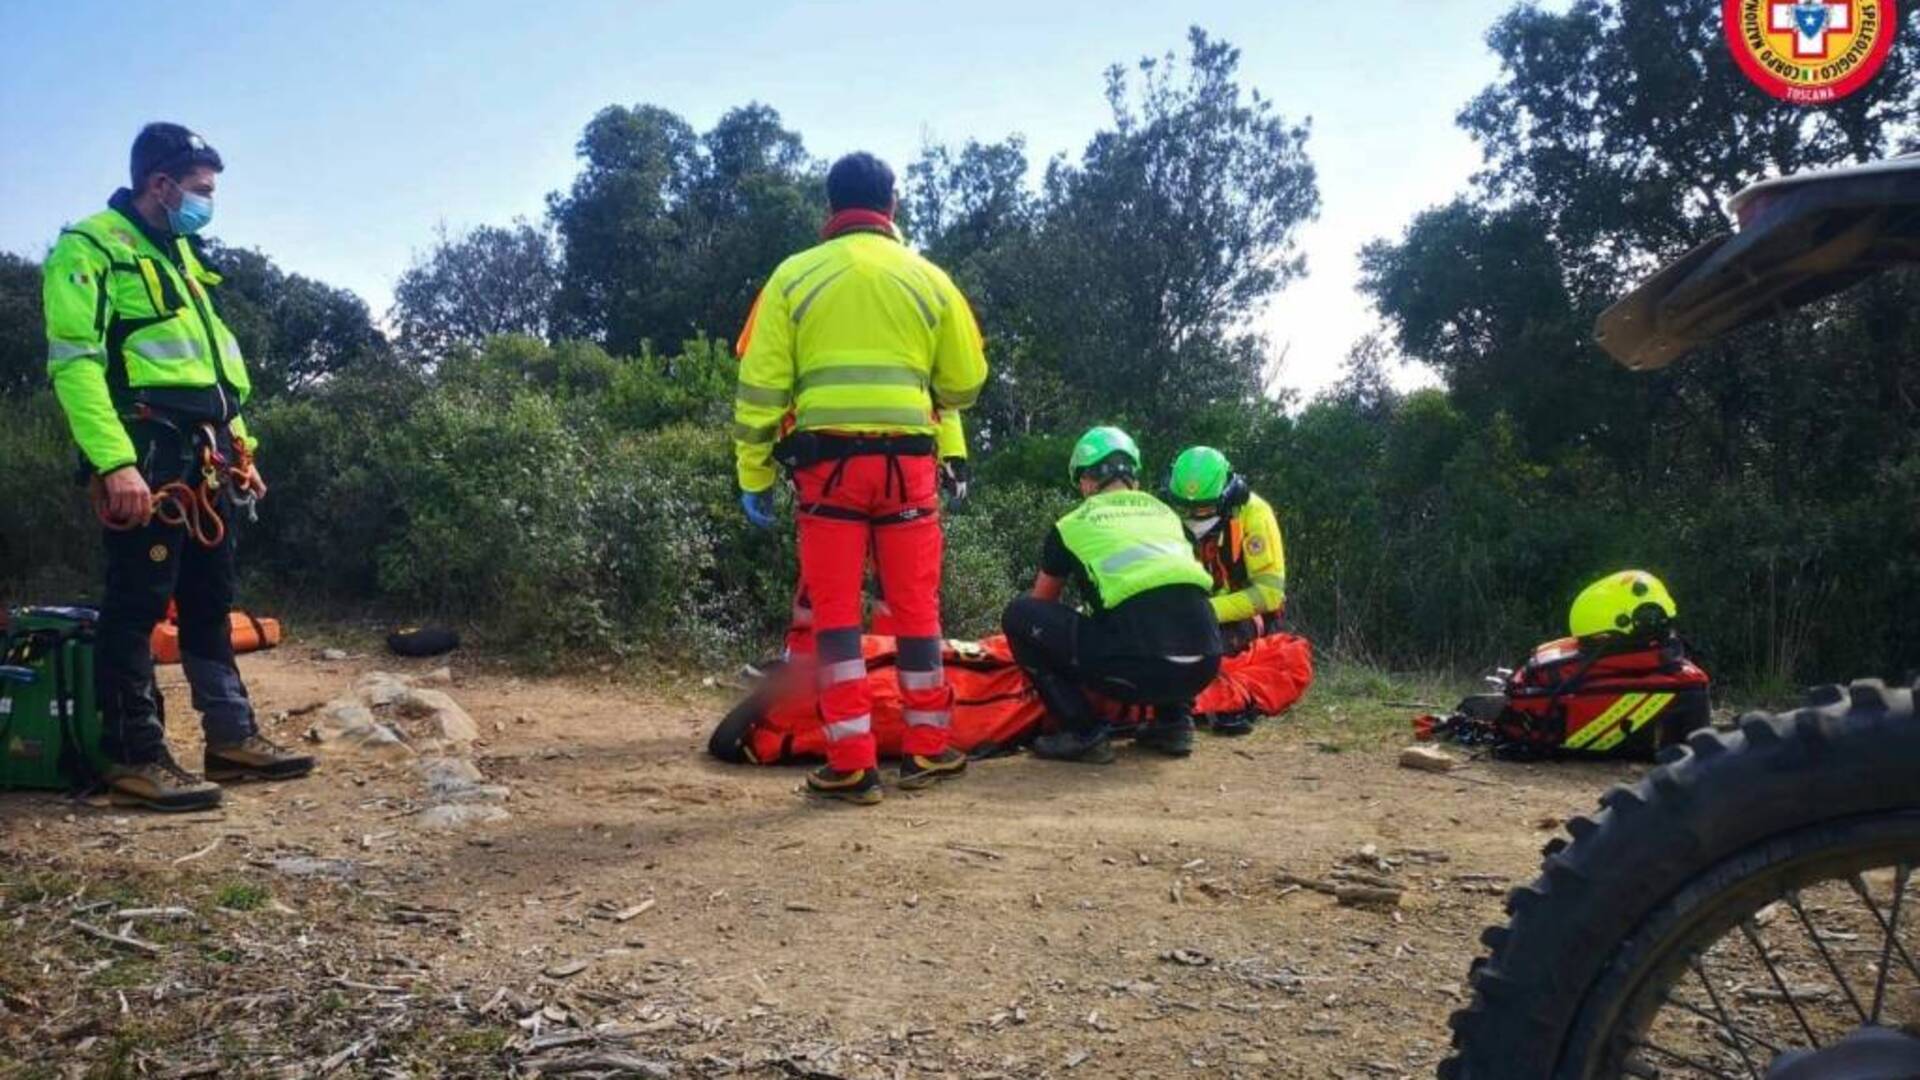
[150,605,283,665]
[709,631,1314,765]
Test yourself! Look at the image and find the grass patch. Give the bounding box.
[89,959,158,988]
[1280,659,1471,752]
[213,879,270,911]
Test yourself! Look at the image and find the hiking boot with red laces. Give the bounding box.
[897,748,967,790]
[205,734,316,782]
[104,754,223,812]
[806,765,883,805]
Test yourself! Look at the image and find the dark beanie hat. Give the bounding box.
[130,123,224,190]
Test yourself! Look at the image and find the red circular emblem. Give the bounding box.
[1723,0,1899,104]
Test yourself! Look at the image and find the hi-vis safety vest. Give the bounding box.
[43,207,254,473]
[731,230,987,492]
[1056,491,1214,611]
[1196,492,1288,624]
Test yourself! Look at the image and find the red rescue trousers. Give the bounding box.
[794,452,950,772]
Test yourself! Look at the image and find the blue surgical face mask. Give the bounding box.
[165,184,214,235]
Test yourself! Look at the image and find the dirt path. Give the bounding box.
[1,645,1652,1078]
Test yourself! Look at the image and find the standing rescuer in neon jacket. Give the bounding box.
[733,152,988,805]
[42,123,314,812]
[781,409,970,660]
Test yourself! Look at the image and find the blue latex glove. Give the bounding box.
[741,488,777,530]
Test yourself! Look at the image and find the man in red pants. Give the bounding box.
[733,152,988,805]
[781,410,968,660]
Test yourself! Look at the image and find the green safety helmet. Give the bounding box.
[1165,445,1251,516]
[1067,426,1141,485]
[1569,570,1677,639]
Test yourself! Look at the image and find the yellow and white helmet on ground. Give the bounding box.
[1569,570,1677,639]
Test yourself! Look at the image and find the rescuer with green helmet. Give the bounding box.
[1000,426,1224,763]
[1165,445,1290,734]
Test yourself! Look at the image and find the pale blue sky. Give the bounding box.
[0,1,1523,394]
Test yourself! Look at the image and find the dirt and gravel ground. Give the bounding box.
[0,642,1660,1079]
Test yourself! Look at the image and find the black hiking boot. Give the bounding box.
[806,765,883,805]
[1136,707,1196,757]
[1032,726,1116,764]
[897,748,967,790]
[1208,710,1257,737]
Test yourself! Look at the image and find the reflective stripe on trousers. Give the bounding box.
[823,714,873,742]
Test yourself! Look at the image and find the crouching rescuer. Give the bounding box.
[733,152,988,805]
[1166,446,1287,734]
[42,123,314,812]
[1002,428,1224,763]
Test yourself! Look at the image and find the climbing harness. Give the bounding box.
[94,420,260,549]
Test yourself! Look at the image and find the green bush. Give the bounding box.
[0,392,96,600]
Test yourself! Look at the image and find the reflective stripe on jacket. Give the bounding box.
[43,205,254,472]
[731,231,986,491]
[1056,490,1214,611]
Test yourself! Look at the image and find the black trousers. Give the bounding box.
[1001,596,1220,733]
[95,420,257,765]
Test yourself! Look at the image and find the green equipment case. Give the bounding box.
[0,606,108,791]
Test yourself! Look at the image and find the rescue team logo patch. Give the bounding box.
[1724,0,1899,104]
[149,544,170,563]
[1247,535,1267,556]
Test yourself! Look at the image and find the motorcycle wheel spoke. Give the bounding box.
[1690,955,1766,1080]
[1662,994,1788,1056]
[1627,1034,1748,1079]
[1738,917,1821,1046]
[1849,870,1920,985]
[1868,863,1911,1025]
[1785,888,1869,1023]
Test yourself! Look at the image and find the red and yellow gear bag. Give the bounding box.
[710,632,1314,765]
[1491,633,1711,757]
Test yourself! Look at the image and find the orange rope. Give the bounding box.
[94,424,256,550]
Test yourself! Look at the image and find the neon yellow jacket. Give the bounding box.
[1195,492,1288,624]
[43,204,254,473]
[732,230,986,492]
[936,410,967,461]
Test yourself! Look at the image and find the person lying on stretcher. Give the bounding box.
[1000,426,1224,764]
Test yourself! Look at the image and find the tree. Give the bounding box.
[0,252,43,398]
[391,221,559,360]
[205,242,390,399]
[548,103,819,354]
[1358,0,1920,682]
[954,28,1319,444]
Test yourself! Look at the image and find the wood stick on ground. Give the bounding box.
[946,843,1006,860]
[319,1033,376,1075]
[523,1052,673,1077]
[170,839,222,866]
[109,907,196,922]
[1328,868,1400,890]
[68,919,160,957]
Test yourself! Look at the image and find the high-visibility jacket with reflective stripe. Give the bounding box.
[1056,490,1214,611]
[732,230,987,492]
[43,207,254,473]
[1196,492,1288,624]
